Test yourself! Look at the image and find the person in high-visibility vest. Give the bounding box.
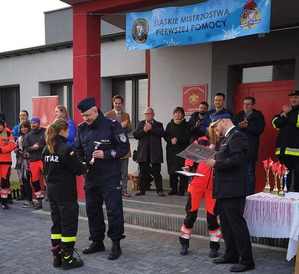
[272,90,299,191]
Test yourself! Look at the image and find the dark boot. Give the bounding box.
[179,237,189,256]
[33,198,43,210]
[209,241,220,258]
[82,241,105,255]
[61,249,84,270]
[1,199,9,209]
[51,245,62,268]
[108,240,121,260]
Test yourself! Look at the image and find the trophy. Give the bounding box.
[271,161,279,195]
[262,158,273,193]
[90,141,102,165]
[277,163,285,196]
[283,166,289,194]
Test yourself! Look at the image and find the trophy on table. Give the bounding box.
[271,161,280,195]
[262,158,273,193]
[283,165,289,195]
[277,163,286,196]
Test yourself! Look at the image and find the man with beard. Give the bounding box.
[188,101,209,142]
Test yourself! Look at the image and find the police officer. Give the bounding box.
[272,90,299,191]
[43,119,85,270]
[75,97,129,260]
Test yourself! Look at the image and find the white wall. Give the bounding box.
[101,39,146,77]
[0,40,212,183]
[0,48,72,116]
[150,44,212,178]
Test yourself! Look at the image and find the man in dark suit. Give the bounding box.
[133,107,165,197]
[233,97,265,195]
[206,113,255,273]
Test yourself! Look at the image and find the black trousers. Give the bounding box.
[85,183,124,242]
[22,176,32,202]
[49,198,79,251]
[139,162,163,193]
[169,174,188,194]
[280,156,299,192]
[218,198,254,265]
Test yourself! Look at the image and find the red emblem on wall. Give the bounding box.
[183,84,208,115]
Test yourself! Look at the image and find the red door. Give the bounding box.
[234,80,295,193]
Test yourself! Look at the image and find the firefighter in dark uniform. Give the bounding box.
[43,119,85,270]
[75,97,129,260]
[272,90,299,191]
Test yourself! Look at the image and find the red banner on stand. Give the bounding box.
[32,96,59,128]
[183,85,208,115]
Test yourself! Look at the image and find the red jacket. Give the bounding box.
[0,128,16,164]
[184,136,215,214]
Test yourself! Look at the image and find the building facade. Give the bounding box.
[0,0,298,197]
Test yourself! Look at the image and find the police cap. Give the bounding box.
[210,112,232,127]
[77,97,96,112]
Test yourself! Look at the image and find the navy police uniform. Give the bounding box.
[75,98,129,247]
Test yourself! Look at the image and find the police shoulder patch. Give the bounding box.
[119,133,127,143]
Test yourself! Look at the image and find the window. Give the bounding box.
[242,61,295,83]
[242,66,273,83]
[112,77,148,130]
[50,82,73,118]
[0,86,20,128]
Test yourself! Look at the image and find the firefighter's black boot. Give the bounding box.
[61,248,84,270]
[108,240,121,260]
[179,237,189,256]
[51,245,62,268]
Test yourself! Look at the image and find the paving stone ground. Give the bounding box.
[0,201,294,274]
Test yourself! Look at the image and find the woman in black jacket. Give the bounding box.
[164,107,191,195]
[43,119,85,270]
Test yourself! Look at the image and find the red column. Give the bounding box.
[73,8,101,122]
[72,8,101,201]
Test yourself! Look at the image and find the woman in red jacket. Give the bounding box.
[0,120,16,209]
[179,128,221,258]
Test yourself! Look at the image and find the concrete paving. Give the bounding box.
[0,201,294,274]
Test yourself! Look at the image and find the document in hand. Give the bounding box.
[177,143,215,163]
[176,170,204,177]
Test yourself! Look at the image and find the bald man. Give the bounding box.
[133,107,165,197]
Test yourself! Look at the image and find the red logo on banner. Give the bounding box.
[32,96,59,128]
[183,85,208,115]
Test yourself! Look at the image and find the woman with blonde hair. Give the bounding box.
[43,118,85,270]
[54,105,76,146]
[179,124,221,258]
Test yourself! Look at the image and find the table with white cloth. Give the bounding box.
[244,192,299,262]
